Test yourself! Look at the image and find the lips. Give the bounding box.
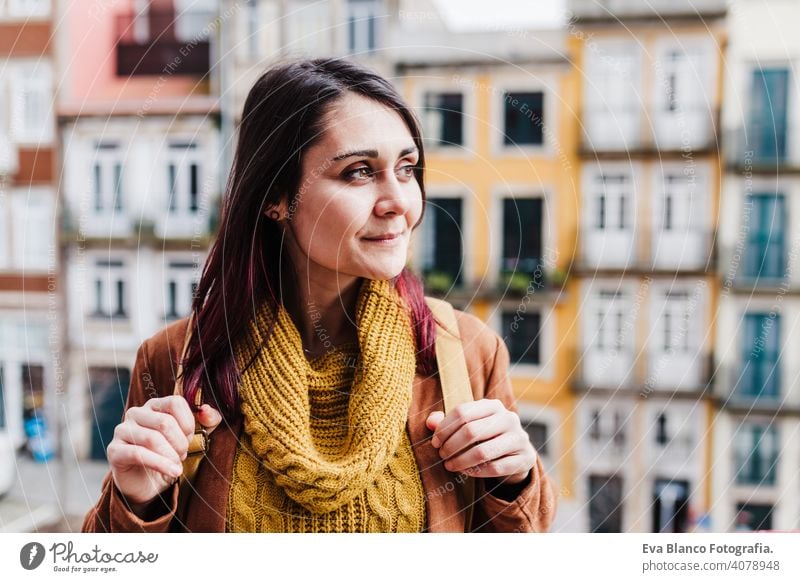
[362,232,402,241]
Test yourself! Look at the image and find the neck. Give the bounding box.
[282,265,362,357]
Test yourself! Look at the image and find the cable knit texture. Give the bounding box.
[227,278,426,532]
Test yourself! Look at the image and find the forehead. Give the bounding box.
[316,93,415,155]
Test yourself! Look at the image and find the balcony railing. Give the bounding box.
[580,107,719,155]
[115,10,214,77]
[713,364,789,413]
[724,123,799,171]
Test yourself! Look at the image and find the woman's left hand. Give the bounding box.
[426,399,537,485]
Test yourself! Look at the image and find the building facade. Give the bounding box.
[568,0,726,532]
[57,0,221,460]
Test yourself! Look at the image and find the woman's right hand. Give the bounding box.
[106,395,223,506]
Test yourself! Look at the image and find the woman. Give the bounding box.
[82,58,556,533]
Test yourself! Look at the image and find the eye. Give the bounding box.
[397,164,417,178]
[343,165,373,181]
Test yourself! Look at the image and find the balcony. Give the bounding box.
[724,123,800,172]
[569,0,727,21]
[580,107,719,156]
[115,10,214,77]
[578,230,715,275]
[712,364,795,414]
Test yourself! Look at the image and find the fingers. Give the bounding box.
[425,411,444,431]
[430,399,505,449]
[107,440,183,479]
[147,395,195,437]
[113,423,183,467]
[436,413,513,460]
[441,432,522,473]
[196,404,223,433]
[455,454,529,480]
[124,407,190,460]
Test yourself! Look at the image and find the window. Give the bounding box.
[423,92,464,147]
[750,68,789,162]
[166,142,202,216]
[594,291,625,352]
[91,142,124,215]
[10,63,52,143]
[88,367,130,461]
[656,413,668,445]
[164,260,199,320]
[8,0,50,17]
[612,410,626,446]
[653,47,710,147]
[589,410,601,441]
[347,0,378,54]
[501,310,541,366]
[594,174,630,231]
[584,43,641,149]
[501,197,544,283]
[740,313,780,399]
[419,197,463,289]
[522,420,548,456]
[734,424,778,486]
[652,479,689,533]
[91,259,128,319]
[10,190,54,271]
[735,503,773,531]
[245,0,259,59]
[589,475,624,533]
[0,194,9,268]
[662,291,691,353]
[503,91,543,146]
[0,364,6,429]
[744,194,786,280]
[21,363,44,419]
[287,0,331,57]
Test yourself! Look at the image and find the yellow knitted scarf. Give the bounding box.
[227,278,426,532]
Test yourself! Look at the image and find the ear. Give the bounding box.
[264,198,290,220]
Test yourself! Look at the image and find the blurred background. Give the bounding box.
[0,0,797,533]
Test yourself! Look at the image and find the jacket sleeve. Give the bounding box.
[471,333,557,533]
[80,340,180,533]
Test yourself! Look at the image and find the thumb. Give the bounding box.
[197,404,223,434]
[426,410,445,432]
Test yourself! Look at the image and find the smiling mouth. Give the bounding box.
[362,233,402,242]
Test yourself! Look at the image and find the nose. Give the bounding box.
[373,168,412,217]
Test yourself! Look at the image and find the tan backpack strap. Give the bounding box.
[172,312,210,527]
[424,296,476,532]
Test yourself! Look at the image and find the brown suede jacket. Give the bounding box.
[82,308,557,533]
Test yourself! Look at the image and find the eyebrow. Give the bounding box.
[331,145,418,162]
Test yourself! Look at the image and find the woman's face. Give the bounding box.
[277,92,423,287]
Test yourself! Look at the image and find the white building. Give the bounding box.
[715,0,800,532]
[569,0,725,532]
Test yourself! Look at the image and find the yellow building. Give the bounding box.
[397,31,581,530]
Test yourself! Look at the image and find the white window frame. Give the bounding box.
[7,0,50,18]
[346,0,379,54]
[516,402,561,473]
[652,37,716,150]
[581,162,640,269]
[159,141,209,238]
[89,258,129,319]
[489,185,555,289]
[91,142,125,216]
[286,0,332,57]
[490,304,552,380]
[583,39,642,151]
[162,255,201,320]
[490,73,556,157]
[9,61,53,144]
[10,187,54,272]
[413,75,477,157]
[413,184,474,288]
[0,192,9,269]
